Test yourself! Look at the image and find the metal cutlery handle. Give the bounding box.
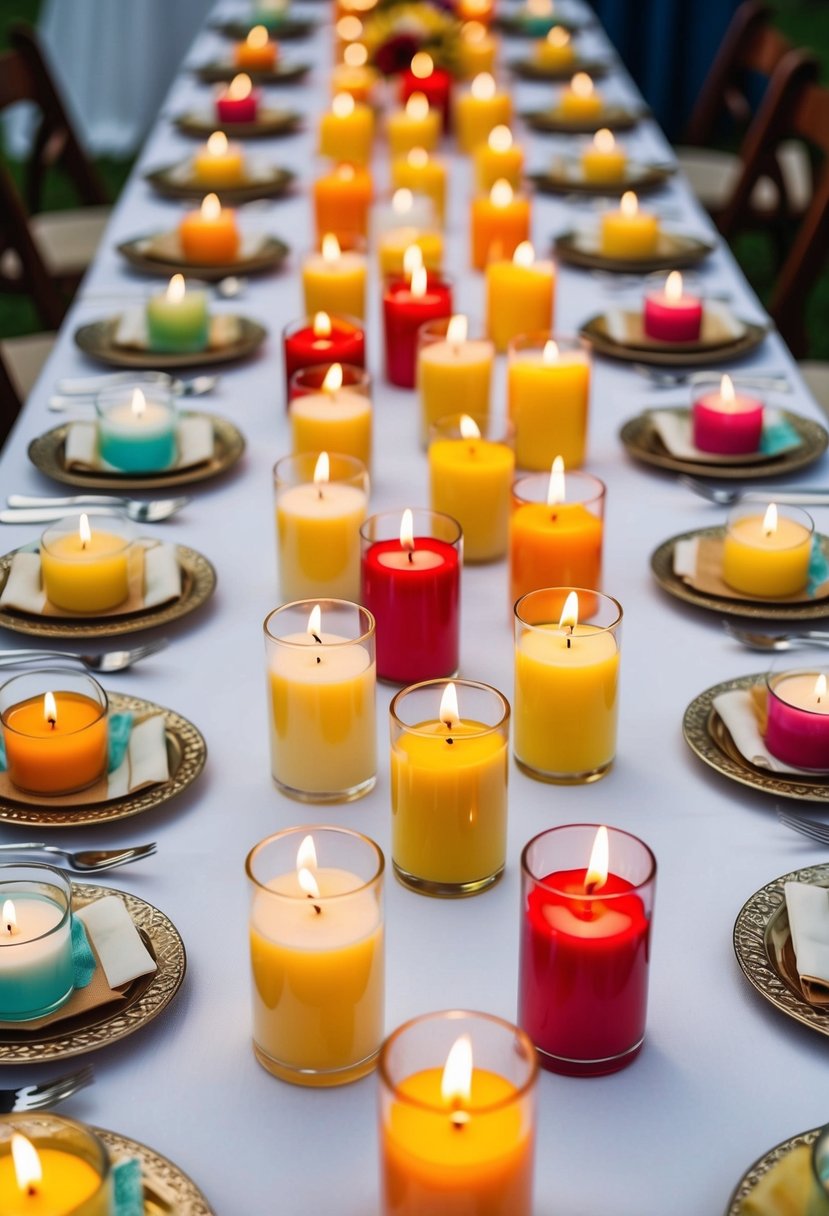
[56,371,171,395]
[47,396,97,411]
[740,490,829,505]
[0,843,51,854]
[800,632,829,645]
[8,494,127,508]
[0,507,124,524]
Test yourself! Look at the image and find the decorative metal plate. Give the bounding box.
[734,863,829,1037]
[0,690,207,827]
[651,526,829,621]
[0,883,186,1062]
[193,59,309,85]
[211,16,315,40]
[508,55,608,82]
[528,160,674,197]
[580,312,767,367]
[522,105,642,134]
[683,673,829,803]
[116,233,290,281]
[619,408,828,480]
[28,414,245,492]
[174,107,302,140]
[0,543,217,639]
[554,229,714,273]
[73,316,267,371]
[724,1126,821,1216]
[144,162,295,204]
[96,1127,215,1216]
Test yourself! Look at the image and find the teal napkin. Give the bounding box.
[760,414,801,456]
[113,1158,143,1216]
[71,917,96,990]
[809,536,829,598]
[0,712,133,774]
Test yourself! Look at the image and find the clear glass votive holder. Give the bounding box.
[95,383,177,473]
[378,1010,538,1216]
[282,312,367,400]
[509,468,605,607]
[765,667,829,771]
[273,452,369,603]
[514,587,622,783]
[0,1113,114,1211]
[722,502,814,599]
[264,598,377,802]
[246,826,385,1086]
[0,864,74,1021]
[811,1124,829,1216]
[507,333,591,470]
[429,413,514,563]
[0,669,108,796]
[288,363,373,469]
[518,824,656,1076]
[417,317,494,443]
[390,678,510,897]
[39,514,134,615]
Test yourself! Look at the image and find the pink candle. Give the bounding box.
[216,73,260,124]
[692,374,764,454]
[643,271,702,343]
[766,670,829,770]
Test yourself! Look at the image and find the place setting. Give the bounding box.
[522,71,643,134]
[507,25,609,81]
[173,73,303,140]
[193,22,310,85]
[210,10,316,42]
[145,130,295,203]
[528,127,676,195]
[493,0,590,38]
[553,190,715,273]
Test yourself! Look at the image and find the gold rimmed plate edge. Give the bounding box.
[116,234,290,280]
[528,161,674,196]
[95,1127,215,1216]
[580,313,768,366]
[554,229,714,273]
[143,163,295,203]
[521,105,642,134]
[173,109,302,140]
[724,1125,823,1216]
[193,60,310,85]
[73,316,267,371]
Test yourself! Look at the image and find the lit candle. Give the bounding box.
[471,179,531,270]
[557,72,603,123]
[216,73,259,124]
[722,502,813,598]
[391,147,447,224]
[274,451,369,602]
[178,192,240,264]
[766,670,829,770]
[96,385,177,473]
[509,460,604,605]
[581,128,628,183]
[373,187,435,238]
[146,273,209,354]
[418,314,494,442]
[456,21,498,80]
[600,191,659,259]
[514,589,622,782]
[264,603,377,802]
[283,311,366,396]
[518,824,655,1074]
[0,672,108,796]
[331,42,378,104]
[428,413,514,562]
[533,25,575,71]
[313,163,374,244]
[692,374,763,454]
[377,199,444,277]
[303,233,367,321]
[507,335,590,469]
[400,52,452,132]
[0,1119,111,1213]
[0,863,75,1023]
[361,509,461,683]
[485,240,554,353]
[457,0,495,24]
[456,72,512,154]
[387,92,441,157]
[319,92,375,166]
[383,257,453,388]
[334,13,364,53]
[192,130,245,187]
[474,125,525,192]
[39,514,132,614]
[289,362,372,467]
[247,826,384,1083]
[643,270,703,341]
[234,24,278,70]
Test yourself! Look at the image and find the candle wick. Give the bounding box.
[306,893,322,915]
[444,719,454,744]
[550,512,558,523]
[566,624,573,650]
[27,1185,37,1197]
[48,715,56,729]
[407,550,414,564]
[312,633,322,644]
[449,1107,469,1131]
[318,486,324,500]
[5,923,12,935]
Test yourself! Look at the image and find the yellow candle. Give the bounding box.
[418,315,494,443]
[456,73,512,154]
[581,128,628,183]
[558,73,603,122]
[0,1137,108,1216]
[722,502,813,598]
[456,21,498,79]
[471,179,531,270]
[303,233,367,320]
[319,92,375,166]
[234,24,278,70]
[391,148,447,224]
[429,414,514,562]
[387,92,441,157]
[331,42,379,103]
[378,226,444,276]
[600,191,659,258]
[178,192,240,263]
[192,130,245,187]
[485,241,554,352]
[40,514,130,614]
[508,337,590,468]
[290,364,372,466]
[533,26,575,71]
[474,125,525,192]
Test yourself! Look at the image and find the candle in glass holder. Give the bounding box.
[581,128,627,183]
[192,130,245,187]
[692,374,763,454]
[533,26,575,71]
[456,73,512,154]
[600,191,659,259]
[378,217,444,277]
[391,148,447,224]
[387,92,441,157]
[383,259,452,388]
[319,92,375,165]
[0,1115,112,1210]
[0,671,108,797]
[418,315,494,442]
[283,312,366,396]
[178,193,240,264]
[558,72,603,122]
[428,413,514,562]
[289,363,372,466]
[722,502,813,598]
[303,233,366,320]
[314,163,374,243]
[40,513,132,614]
[235,24,278,70]
[457,21,498,79]
[216,73,259,123]
[146,273,209,353]
[508,335,590,469]
[643,270,703,341]
[766,670,829,770]
[331,42,379,104]
[400,52,452,132]
[485,241,554,352]
[474,125,524,192]
[96,385,177,473]
[471,179,531,270]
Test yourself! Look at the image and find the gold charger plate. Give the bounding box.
[144,161,295,203]
[0,882,185,1063]
[174,107,302,140]
[73,315,267,371]
[508,55,608,82]
[0,690,207,827]
[528,159,674,196]
[522,104,642,134]
[619,408,828,480]
[580,311,767,367]
[211,16,315,39]
[28,413,246,492]
[683,673,829,803]
[116,233,290,280]
[194,59,310,85]
[554,228,714,273]
[96,1127,215,1216]
[0,543,217,639]
[734,862,829,1037]
[651,526,829,621]
[724,1125,822,1216]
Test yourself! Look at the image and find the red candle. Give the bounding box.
[400,52,453,132]
[360,508,461,683]
[692,373,764,454]
[518,825,656,1077]
[643,270,702,342]
[216,73,260,124]
[383,263,452,388]
[766,669,829,770]
[283,312,366,398]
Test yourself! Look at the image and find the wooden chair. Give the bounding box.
[0,332,56,449]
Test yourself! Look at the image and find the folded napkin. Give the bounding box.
[137,230,270,264]
[784,881,829,1006]
[650,408,801,464]
[673,535,829,602]
[0,539,182,617]
[114,307,240,352]
[603,302,745,348]
[738,1144,813,1216]
[72,916,97,989]
[713,686,819,776]
[64,417,214,473]
[113,1159,144,1216]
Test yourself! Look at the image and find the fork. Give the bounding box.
[777,810,829,844]
[632,364,790,391]
[0,842,156,871]
[0,640,168,672]
[0,1067,95,1114]
[3,495,189,524]
[722,622,829,651]
[680,477,829,507]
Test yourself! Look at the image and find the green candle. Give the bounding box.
[146,273,209,353]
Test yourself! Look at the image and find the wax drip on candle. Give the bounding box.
[2,899,17,937]
[297,835,322,913]
[307,604,323,661]
[441,1034,473,1129]
[400,508,415,564]
[440,681,459,745]
[559,589,579,651]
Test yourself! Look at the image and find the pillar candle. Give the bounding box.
[146,273,209,354]
[428,413,514,562]
[0,671,108,796]
[383,263,452,388]
[722,502,813,598]
[234,24,278,70]
[96,385,177,473]
[456,21,498,79]
[319,93,375,166]
[331,43,379,104]
[178,193,240,264]
[373,188,436,238]
[378,226,444,277]
[283,312,366,396]
[485,241,554,352]
[192,131,245,187]
[456,73,512,154]
[557,72,603,123]
[418,315,493,442]
[303,233,367,320]
[507,335,590,469]
[533,26,575,71]
[581,128,627,183]
[471,180,531,270]
[0,1117,111,1213]
[216,73,260,124]
[766,670,829,770]
[509,462,604,605]
[313,164,373,243]
[474,125,524,193]
[600,191,659,259]
[289,362,372,467]
[400,52,452,132]
[692,374,763,454]
[643,270,703,341]
[40,514,132,614]
[387,92,441,157]
[391,148,447,224]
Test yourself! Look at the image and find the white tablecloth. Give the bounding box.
[0,4,827,1213]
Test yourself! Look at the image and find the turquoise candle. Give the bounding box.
[0,866,73,1022]
[97,385,177,472]
[146,274,209,354]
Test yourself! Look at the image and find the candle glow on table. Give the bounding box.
[643,270,703,341]
[456,73,512,155]
[96,385,177,472]
[600,191,659,259]
[518,824,655,1074]
[289,362,372,466]
[722,502,814,598]
[428,413,514,562]
[178,193,240,264]
[418,315,494,442]
[391,148,447,224]
[313,163,373,243]
[474,125,525,192]
[533,25,575,70]
[766,669,829,770]
[247,826,384,1083]
[692,374,763,454]
[40,513,132,614]
[457,21,498,79]
[581,128,627,182]
[383,258,453,388]
[283,311,366,395]
[216,73,259,124]
[0,865,74,1023]
[319,92,375,165]
[146,273,209,354]
[387,92,440,157]
[234,24,278,70]
[471,179,531,270]
[303,233,367,320]
[0,1120,112,1215]
[192,130,245,187]
[558,72,603,122]
[485,241,554,353]
[400,53,452,132]
[507,335,590,469]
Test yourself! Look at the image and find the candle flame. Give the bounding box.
[665,270,683,302]
[247,25,269,48]
[337,15,363,40]
[462,20,486,42]
[440,681,460,729]
[332,91,356,118]
[411,51,434,79]
[167,273,186,304]
[547,25,570,47]
[321,232,342,263]
[513,240,534,267]
[816,674,827,703]
[322,363,343,393]
[720,374,735,404]
[407,146,429,169]
[571,72,594,98]
[400,508,415,552]
[559,590,579,633]
[43,690,57,728]
[585,825,609,893]
[488,125,512,153]
[547,455,565,505]
[620,190,638,218]
[306,605,322,640]
[411,264,428,297]
[403,243,424,278]
[490,178,513,207]
[297,833,318,873]
[201,193,222,222]
[336,163,356,182]
[393,188,414,215]
[441,1034,473,1126]
[406,92,429,121]
[11,1135,41,1193]
[344,41,368,67]
[227,73,253,100]
[542,338,559,363]
[763,502,778,537]
[594,127,615,153]
[3,899,17,936]
[297,867,321,901]
[471,72,496,101]
[131,388,146,419]
[459,414,480,440]
[447,314,468,345]
[79,512,92,548]
[206,130,228,155]
[313,311,332,338]
[313,452,330,486]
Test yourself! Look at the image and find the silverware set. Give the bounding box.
[0,640,167,672]
[681,476,829,507]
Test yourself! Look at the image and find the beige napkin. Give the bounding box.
[603,302,744,348]
[64,417,214,472]
[136,230,270,264]
[0,540,182,617]
[738,1145,813,1216]
[0,711,169,807]
[672,536,829,603]
[114,307,241,351]
[650,408,796,464]
[713,686,819,776]
[784,881,829,1006]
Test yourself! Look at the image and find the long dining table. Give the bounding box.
[0,2,827,1212]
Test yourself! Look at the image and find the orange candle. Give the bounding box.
[234,24,278,70]
[0,673,108,796]
[178,193,240,263]
[313,164,373,242]
[471,180,531,270]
